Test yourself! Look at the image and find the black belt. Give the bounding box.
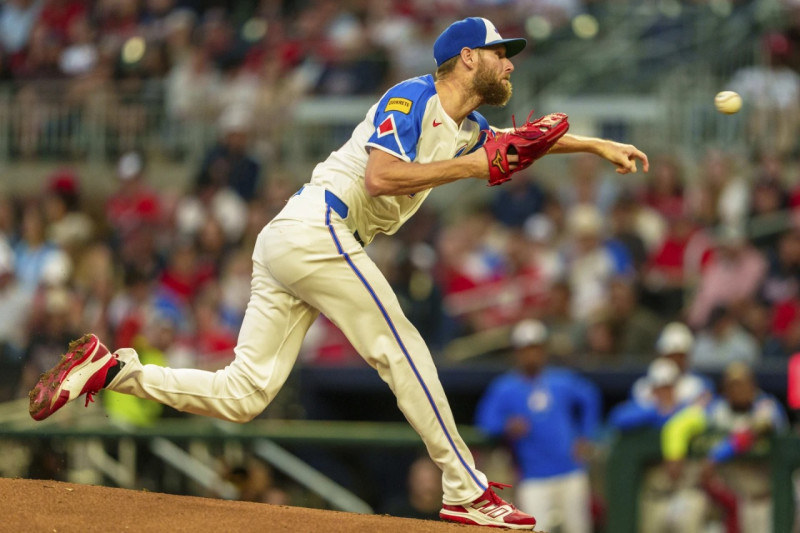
[295,186,364,246]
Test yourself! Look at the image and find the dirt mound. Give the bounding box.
[0,477,530,532]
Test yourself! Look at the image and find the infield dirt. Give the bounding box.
[0,477,548,532]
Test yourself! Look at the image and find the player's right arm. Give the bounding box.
[363,78,516,196]
[364,148,501,196]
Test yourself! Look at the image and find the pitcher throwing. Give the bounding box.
[29,17,648,530]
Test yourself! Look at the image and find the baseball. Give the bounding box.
[714,91,742,114]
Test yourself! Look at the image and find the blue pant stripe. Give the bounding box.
[324,205,486,491]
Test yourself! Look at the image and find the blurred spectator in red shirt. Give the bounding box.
[106,150,162,236]
[687,226,767,329]
[36,0,86,45]
[640,155,686,221]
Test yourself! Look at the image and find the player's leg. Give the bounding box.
[557,470,592,533]
[30,227,319,422]
[274,213,534,528]
[516,478,555,531]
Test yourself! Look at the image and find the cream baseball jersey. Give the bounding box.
[309,74,490,245]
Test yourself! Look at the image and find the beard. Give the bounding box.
[472,61,512,107]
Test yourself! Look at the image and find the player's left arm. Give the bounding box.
[547,133,650,175]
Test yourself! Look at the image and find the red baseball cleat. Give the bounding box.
[440,482,536,530]
[29,334,118,421]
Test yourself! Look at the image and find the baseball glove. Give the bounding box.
[483,111,570,186]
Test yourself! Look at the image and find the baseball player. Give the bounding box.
[476,319,602,533]
[29,17,648,529]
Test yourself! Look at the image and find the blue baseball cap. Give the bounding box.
[433,17,527,67]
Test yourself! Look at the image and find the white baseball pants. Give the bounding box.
[108,185,488,505]
[516,470,591,533]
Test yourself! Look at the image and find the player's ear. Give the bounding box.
[460,47,477,68]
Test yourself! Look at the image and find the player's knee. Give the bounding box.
[224,396,268,423]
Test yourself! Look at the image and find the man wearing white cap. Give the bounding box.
[476,319,601,532]
[31,17,646,529]
[631,322,713,407]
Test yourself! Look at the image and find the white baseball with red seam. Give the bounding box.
[715,91,742,114]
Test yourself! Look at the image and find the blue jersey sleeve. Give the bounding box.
[608,400,671,431]
[366,77,435,162]
[463,111,491,156]
[475,378,515,438]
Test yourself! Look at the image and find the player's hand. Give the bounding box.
[596,140,649,174]
[505,416,529,439]
[572,438,594,463]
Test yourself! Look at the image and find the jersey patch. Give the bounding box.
[377,115,397,138]
[384,97,412,114]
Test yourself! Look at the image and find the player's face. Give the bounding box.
[515,344,547,375]
[472,46,513,106]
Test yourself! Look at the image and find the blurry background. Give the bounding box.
[1,0,800,531]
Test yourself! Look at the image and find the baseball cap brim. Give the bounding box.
[485,38,527,58]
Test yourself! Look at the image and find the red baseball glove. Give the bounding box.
[483,111,570,186]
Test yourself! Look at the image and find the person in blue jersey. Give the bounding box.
[609,357,685,432]
[476,319,602,533]
[31,17,647,530]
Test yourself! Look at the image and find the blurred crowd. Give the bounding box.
[0,0,568,159]
[4,118,800,399]
[3,1,800,531]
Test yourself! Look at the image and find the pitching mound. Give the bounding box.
[0,477,541,532]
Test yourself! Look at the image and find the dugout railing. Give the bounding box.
[605,427,800,533]
[2,407,798,531]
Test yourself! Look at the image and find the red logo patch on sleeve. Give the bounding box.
[377,115,396,138]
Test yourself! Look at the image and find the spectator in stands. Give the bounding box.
[662,362,787,533]
[13,201,71,294]
[631,322,713,407]
[687,225,767,329]
[71,242,115,342]
[0,0,45,56]
[604,277,663,362]
[37,0,87,45]
[538,281,586,366]
[58,15,97,78]
[747,153,789,252]
[190,284,237,370]
[0,193,16,239]
[687,149,749,230]
[436,209,506,340]
[195,105,262,202]
[381,456,443,521]
[692,305,760,371]
[164,42,221,155]
[582,311,621,367]
[476,319,601,533]
[643,214,699,318]
[108,266,159,349]
[42,168,94,255]
[0,239,32,400]
[730,33,800,157]
[557,153,620,215]
[562,203,632,321]
[490,170,547,228]
[106,150,162,240]
[607,194,652,276]
[640,154,686,222]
